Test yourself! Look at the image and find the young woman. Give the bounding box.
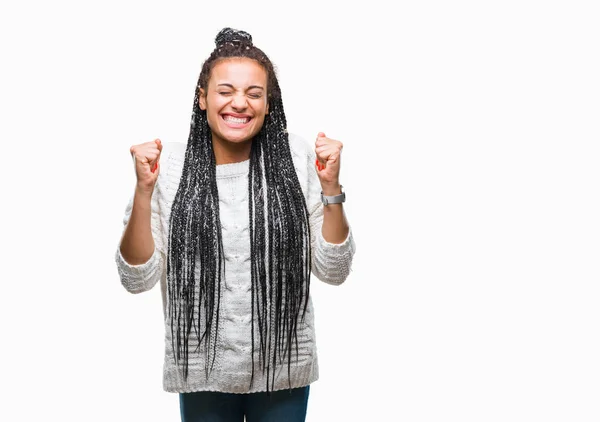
[115,27,355,422]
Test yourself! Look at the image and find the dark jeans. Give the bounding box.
[179,386,310,422]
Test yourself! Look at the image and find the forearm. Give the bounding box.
[320,184,349,244]
[119,188,156,265]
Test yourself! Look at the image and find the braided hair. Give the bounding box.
[167,28,312,391]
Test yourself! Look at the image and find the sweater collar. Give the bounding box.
[215,159,250,179]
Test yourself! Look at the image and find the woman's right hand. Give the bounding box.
[130,138,162,195]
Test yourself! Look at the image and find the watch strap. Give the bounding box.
[321,185,345,205]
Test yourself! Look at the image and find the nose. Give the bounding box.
[231,93,247,110]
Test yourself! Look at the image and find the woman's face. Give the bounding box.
[199,58,269,149]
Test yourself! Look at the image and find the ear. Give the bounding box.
[198,88,207,110]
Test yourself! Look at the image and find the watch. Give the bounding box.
[321,185,345,205]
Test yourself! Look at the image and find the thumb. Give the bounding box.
[152,138,162,173]
[317,132,326,138]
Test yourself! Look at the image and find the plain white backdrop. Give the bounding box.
[1,0,599,421]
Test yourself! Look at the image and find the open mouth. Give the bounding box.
[222,115,251,126]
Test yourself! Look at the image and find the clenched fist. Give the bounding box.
[130,138,162,194]
[315,132,343,192]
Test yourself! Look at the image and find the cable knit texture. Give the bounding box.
[115,133,355,393]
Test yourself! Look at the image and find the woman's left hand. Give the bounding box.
[315,132,343,192]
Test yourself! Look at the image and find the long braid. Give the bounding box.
[167,89,224,380]
[167,28,311,391]
[260,92,311,386]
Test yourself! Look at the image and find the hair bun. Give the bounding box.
[215,28,253,47]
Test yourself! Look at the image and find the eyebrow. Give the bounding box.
[217,83,265,91]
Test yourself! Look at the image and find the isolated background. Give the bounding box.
[1,0,599,421]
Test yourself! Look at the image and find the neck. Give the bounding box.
[212,136,252,165]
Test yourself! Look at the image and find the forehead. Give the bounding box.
[209,58,267,87]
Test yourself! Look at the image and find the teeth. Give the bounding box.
[224,116,249,124]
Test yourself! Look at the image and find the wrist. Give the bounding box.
[320,182,341,196]
[134,185,154,200]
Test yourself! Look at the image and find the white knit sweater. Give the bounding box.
[115,133,355,393]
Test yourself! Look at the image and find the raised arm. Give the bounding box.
[309,132,356,285]
[314,132,349,243]
[115,139,165,293]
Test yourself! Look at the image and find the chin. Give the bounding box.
[220,126,260,143]
[222,132,254,144]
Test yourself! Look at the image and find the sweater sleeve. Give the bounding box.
[114,192,165,294]
[302,138,356,285]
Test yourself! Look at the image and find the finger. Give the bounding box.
[150,146,162,164]
[315,134,330,144]
[316,155,329,170]
[135,143,161,157]
[315,139,329,149]
[131,144,159,159]
[147,150,161,169]
[315,145,334,154]
[155,138,163,152]
[315,158,323,171]
[316,139,342,152]
[134,152,159,165]
[315,149,329,163]
[315,146,340,160]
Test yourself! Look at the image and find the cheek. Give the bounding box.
[208,94,224,110]
[205,103,222,129]
[254,106,268,123]
[256,100,269,116]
